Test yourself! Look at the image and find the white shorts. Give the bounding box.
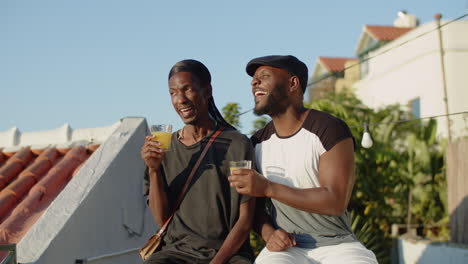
[254,241,378,264]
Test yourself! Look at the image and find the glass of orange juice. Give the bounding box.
[229,160,252,174]
[150,124,172,151]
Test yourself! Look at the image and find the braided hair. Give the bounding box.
[168,59,236,130]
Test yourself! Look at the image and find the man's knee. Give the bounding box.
[227,254,253,264]
[255,247,308,264]
[320,242,378,264]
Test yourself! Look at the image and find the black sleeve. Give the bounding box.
[304,111,353,152]
[320,118,353,152]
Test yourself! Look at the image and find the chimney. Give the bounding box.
[393,10,419,27]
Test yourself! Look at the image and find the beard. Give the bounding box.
[254,82,288,116]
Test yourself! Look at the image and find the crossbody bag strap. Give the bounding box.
[156,126,225,236]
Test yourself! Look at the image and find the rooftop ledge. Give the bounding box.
[0,121,122,151]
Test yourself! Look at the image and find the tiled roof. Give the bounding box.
[364,25,414,41]
[0,144,98,250]
[318,57,359,73]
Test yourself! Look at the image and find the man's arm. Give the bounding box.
[147,168,170,226]
[141,136,171,226]
[210,198,255,264]
[254,198,296,252]
[229,138,355,216]
[253,198,270,239]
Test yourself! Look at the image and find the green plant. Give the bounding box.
[351,210,389,263]
[308,91,447,262]
[250,231,264,256]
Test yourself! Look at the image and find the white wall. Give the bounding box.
[17,117,157,264]
[0,121,121,150]
[398,238,468,263]
[354,20,468,139]
[443,21,468,138]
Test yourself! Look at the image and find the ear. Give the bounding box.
[289,76,301,93]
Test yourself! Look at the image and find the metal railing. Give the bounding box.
[75,247,139,264]
[0,244,17,264]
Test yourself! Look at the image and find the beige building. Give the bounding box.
[307,57,359,102]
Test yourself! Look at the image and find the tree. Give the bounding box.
[222,103,242,129]
[250,116,270,135]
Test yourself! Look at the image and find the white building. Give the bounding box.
[353,14,468,139]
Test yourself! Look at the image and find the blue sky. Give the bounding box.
[1,0,467,134]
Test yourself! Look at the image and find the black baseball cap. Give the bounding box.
[246,55,308,93]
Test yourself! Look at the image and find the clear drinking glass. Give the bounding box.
[150,124,172,151]
[229,160,252,174]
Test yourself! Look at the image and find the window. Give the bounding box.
[360,54,369,79]
[409,97,421,118]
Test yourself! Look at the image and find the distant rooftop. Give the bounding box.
[318,57,359,73]
[364,25,414,41]
[355,24,416,56]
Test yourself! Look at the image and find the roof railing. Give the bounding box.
[75,247,139,264]
[0,244,17,264]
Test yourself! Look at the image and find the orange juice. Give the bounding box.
[151,131,172,151]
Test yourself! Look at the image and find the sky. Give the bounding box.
[1,0,467,135]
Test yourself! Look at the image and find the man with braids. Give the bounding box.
[141,59,255,264]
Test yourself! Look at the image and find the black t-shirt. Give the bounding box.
[146,126,254,260]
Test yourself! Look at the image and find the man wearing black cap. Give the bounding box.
[228,56,377,263]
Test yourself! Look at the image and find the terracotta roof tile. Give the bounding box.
[2,151,16,158]
[318,57,359,73]
[0,147,34,190]
[0,152,5,167]
[0,148,59,222]
[365,25,414,41]
[0,144,99,247]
